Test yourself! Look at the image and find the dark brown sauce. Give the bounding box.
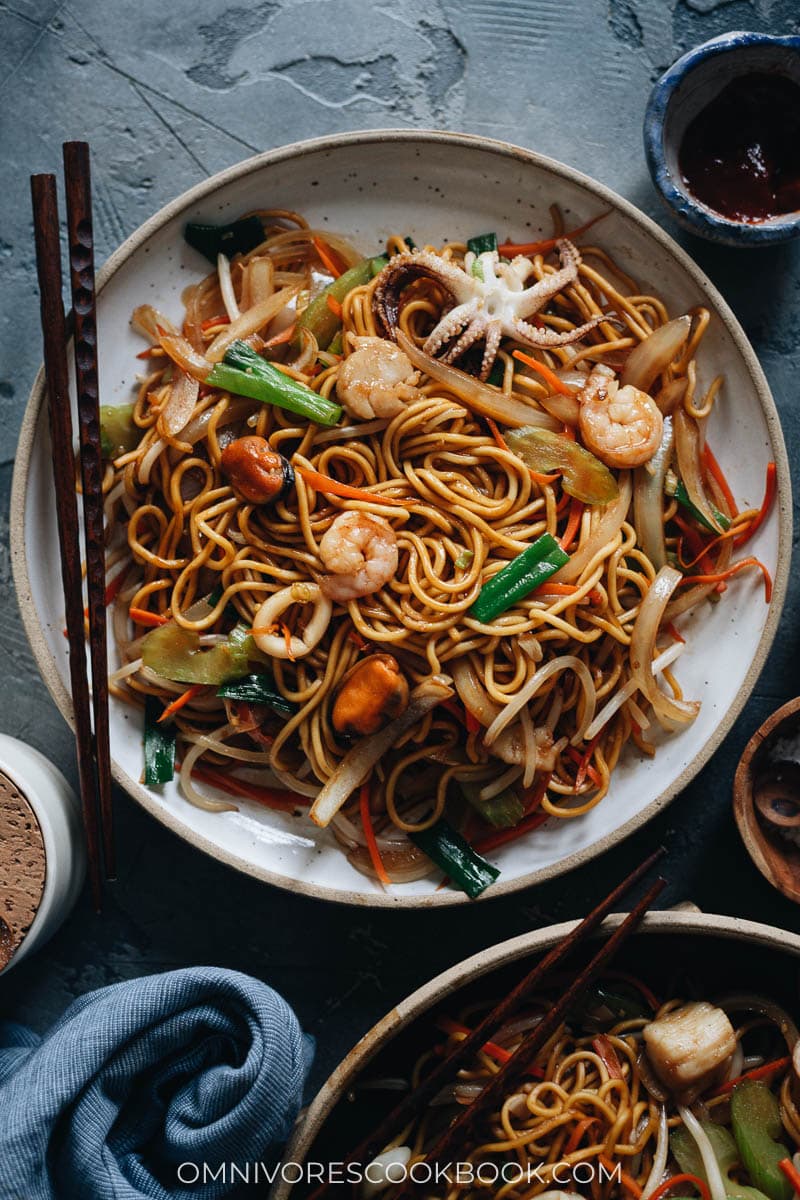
[679,72,800,223]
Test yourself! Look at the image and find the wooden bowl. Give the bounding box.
[734,697,800,903]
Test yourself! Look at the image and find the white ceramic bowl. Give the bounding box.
[10,130,791,907]
[273,909,800,1198]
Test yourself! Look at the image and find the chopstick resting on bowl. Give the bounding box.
[306,851,666,1200]
[30,144,113,907]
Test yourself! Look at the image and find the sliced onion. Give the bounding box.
[217,252,241,321]
[641,1107,669,1200]
[132,303,178,341]
[451,658,501,726]
[138,435,168,484]
[674,407,724,532]
[363,1147,412,1199]
[584,642,684,740]
[246,255,275,306]
[633,416,674,571]
[630,567,699,725]
[347,840,435,885]
[158,371,200,438]
[397,331,561,430]
[716,993,799,1052]
[552,472,632,584]
[206,284,301,363]
[677,1106,728,1200]
[484,656,596,747]
[655,376,688,415]
[309,676,454,827]
[286,326,318,373]
[536,390,581,425]
[637,1048,669,1103]
[179,397,254,446]
[621,316,692,392]
[159,331,212,382]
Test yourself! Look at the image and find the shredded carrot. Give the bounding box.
[464,708,481,735]
[649,1174,710,1200]
[104,569,129,606]
[674,514,718,576]
[325,294,344,320]
[280,621,296,661]
[568,740,602,790]
[295,463,416,507]
[665,621,685,644]
[190,763,307,812]
[472,807,549,855]
[129,606,169,628]
[136,346,162,360]
[498,211,611,257]
[779,1160,800,1198]
[702,443,739,517]
[592,1034,624,1079]
[559,497,584,550]
[734,461,777,548]
[158,684,204,723]
[434,1015,546,1076]
[599,1155,643,1200]
[519,771,552,815]
[512,349,573,396]
[200,314,230,331]
[360,781,390,886]
[486,417,559,485]
[681,556,772,603]
[348,628,368,650]
[312,236,346,279]
[264,322,297,349]
[712,1055,791,1096]
[564,1116,598,1155]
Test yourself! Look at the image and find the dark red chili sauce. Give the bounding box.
[679,72,800,223]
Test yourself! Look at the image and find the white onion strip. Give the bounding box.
[484,656,596,748]
[641,1107,669,1200]
[206,284,301,363]
[217,252,241,322]
[552,473,632,584]
[677,1106,728,1200]
[630,567,699,725]
[309,677,453,827]
[584,642,684,740]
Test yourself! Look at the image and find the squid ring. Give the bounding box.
[253,582,332,659]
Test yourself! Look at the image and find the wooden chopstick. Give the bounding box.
[62,141,115,880]
[30,173,103,909]
[306,849,665,1200]
[410,874,667,1189]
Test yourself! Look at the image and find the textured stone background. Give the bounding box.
[1,0,799,1095]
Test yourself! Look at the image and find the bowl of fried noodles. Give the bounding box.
[11,130,790,906]
[272,909,800,1199]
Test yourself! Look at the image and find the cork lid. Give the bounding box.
[0,769,47,970]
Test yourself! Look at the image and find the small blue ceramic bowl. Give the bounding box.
[644,31,800,246]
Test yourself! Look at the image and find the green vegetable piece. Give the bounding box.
[216,674,296,718]
[99,404,138,459]
[460,780,524,830]
[486,361,505,388]
[295,257,383,349]
[142,622,255,686]
[143,695,176,785]
[572,982,650,1027]
[327,331,344,356]
[370,255,389,276]
[674,477,731,533]
[731,1080,793,1200]
[672,1120,770,1200]
[409,819,500,899]
[469,533,569,624]
[506,426,619,506]
[206,340,342,427]
[184,216,265,264]
[402,235,416,250]
[467,232,498,256]
[455,549,474,570]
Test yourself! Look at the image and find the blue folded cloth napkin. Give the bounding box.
[0,966,313,1199]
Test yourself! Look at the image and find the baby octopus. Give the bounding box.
[373,238,607,380]
[336,336,419,420]
[319,511,398,601]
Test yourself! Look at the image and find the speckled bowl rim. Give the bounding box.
[273,909,800,1195]
[644,31,800,245]
[10,128,792,908]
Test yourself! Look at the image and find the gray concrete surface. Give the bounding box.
[1,0,799,1095]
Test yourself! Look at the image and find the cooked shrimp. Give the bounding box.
[578,364,663,468]
[319,511,398,600]
[336,336,419,420]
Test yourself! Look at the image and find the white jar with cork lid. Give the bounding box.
[0,733,86,973]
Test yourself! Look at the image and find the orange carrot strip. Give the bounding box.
[680,557,772,603]
[325,294,344,320]
[433,1015,548,1074]
[734,461,777,548]
[295,463,417,507]
[136,346,162,360]
[104,569,129,606]
[485,417,559,485]
[599,1155,642,1200]
[702,443,739,517]
[650,1174,710,1200]
[264,322,297,349]
[472,807,549,855]
[512,349,573,396]
[593,1034,624,1079]
[498,211,611,257]
[559,497,584,550]
[779,1160,800,1198]
[712,1055,791,1097]
[200,314,230,331]
[564,1116,599,1156]
[312,236,345,279]
[281,622,296,662]
[360,781,390,886]
[191,764,307,812]
[665,621,685,644]
[158,684,205,723]
[129,607,169,628]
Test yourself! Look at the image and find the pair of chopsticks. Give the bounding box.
[308,849,666,1199]
[31,143,113,908]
